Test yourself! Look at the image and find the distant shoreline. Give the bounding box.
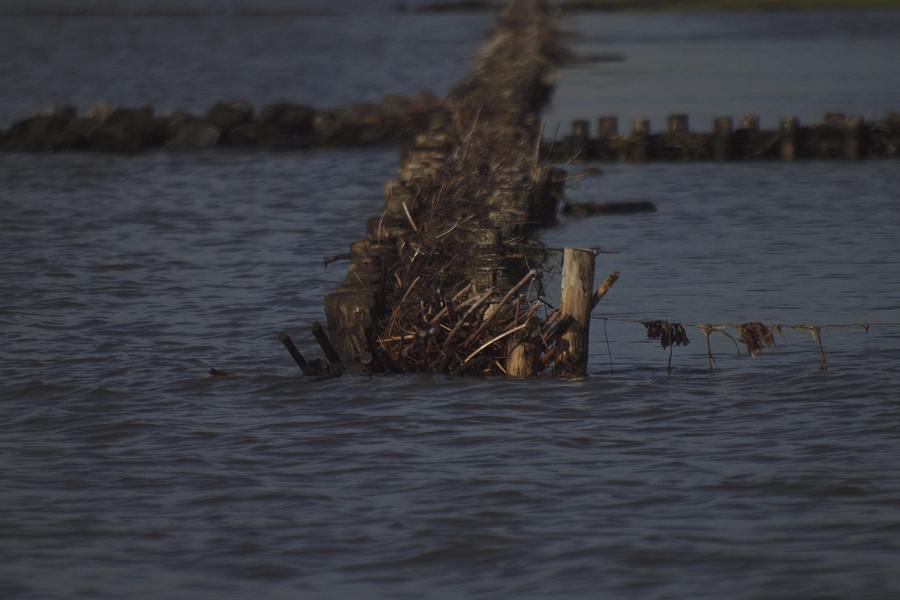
[556,0,900,11]
[407,0,900,12]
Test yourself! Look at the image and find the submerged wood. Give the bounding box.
[278,331,314,376]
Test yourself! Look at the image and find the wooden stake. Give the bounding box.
[590,270,620,311]
[780,117,798,161]
[277,331,314,376]
[312,321,344,376]
[507,341,538,376]
[631,119,649,163]
[712,117,733,162]
[505,316,542,376]
[555,248,596,377]
[844,116,862,161]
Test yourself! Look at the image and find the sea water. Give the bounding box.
[2,4,899,598]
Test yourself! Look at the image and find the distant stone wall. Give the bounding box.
[0,93,443,153]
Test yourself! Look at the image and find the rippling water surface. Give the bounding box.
[2,4,900,599]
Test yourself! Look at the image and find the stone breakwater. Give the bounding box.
[0,92,443,153]
[317,0,601,377]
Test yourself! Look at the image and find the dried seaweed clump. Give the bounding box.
[737,322,775,357]
[641,320,689,349]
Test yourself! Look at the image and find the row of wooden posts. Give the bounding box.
[548,112,900,162]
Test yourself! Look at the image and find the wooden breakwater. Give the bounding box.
[547,113,900,162]
[288,0,615,378]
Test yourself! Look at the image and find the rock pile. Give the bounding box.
[0,92,443,153]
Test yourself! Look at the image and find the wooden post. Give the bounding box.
[712,117,733,162]
[780,117,798,161]
[844,116,862,161]
[631,119,650,163]
[312,321,345,376]
[571,119,590,158]
[554,248,596,377]
[668,114,688,134]
[506,340,539,377]
[739,115,760,131]
[323,289,377,366]
[595,116,618,160]
[277,331,314,376]
[596,116,618,138]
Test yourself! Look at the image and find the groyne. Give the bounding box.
[0,93,443,153]
[548,113,900,162]
[298,0,611,377]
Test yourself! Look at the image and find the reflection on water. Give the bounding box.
[2,6,900,600]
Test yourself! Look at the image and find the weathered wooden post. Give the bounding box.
[595,116,618,160]
[668,114,688,134]
[885,113,900,157]
[506,339,539,377]
[323,289,377,367]
[631,119,650,163]
[571,119,591,159]
[780,116,799,161]
[554,247,596,377]
[733,115,760,160]
[596,116,618,138]
[712,117,733,162]
[666,114,690,160]
[277,331,313,376]
[844,116,862,161]
[739,115,760,131]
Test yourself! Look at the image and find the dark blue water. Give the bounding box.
[2,4,900,599]
[545,10,900,132]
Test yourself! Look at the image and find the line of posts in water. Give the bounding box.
[546,112,900,162]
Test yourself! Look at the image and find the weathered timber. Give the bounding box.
[562,200,656,217]
[780,116,799,161]
[277,331,314,376]
[554,248,596,377]
[591,270,621,311]
[631,119,650,163]
[546,111,900,162]
[312,321,345,376]
[712,117,733,162]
